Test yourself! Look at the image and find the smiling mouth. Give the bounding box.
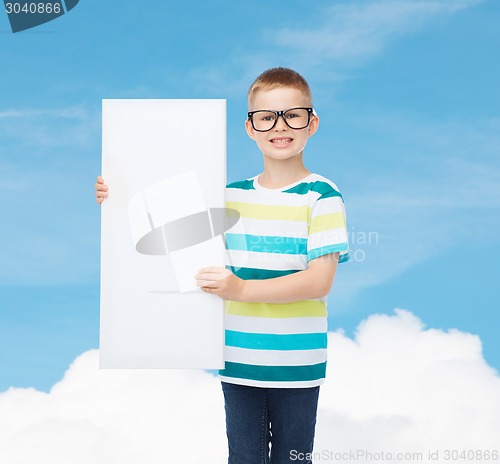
[270,138,293,145]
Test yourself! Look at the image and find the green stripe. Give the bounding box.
[226,233,307,255]
[284,181,342,199]
[219,361,327,382]
[226,201,310,222]
[227,266,298,280]
[307,243,349,261]
[226,330,327,350]
[225,300,327,318]
[226,179,255,190]
[309,212,345,233]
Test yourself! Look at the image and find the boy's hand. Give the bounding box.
[195,267,245,301]
[95,176,108,204]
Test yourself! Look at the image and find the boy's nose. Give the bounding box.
[274,114,288,131]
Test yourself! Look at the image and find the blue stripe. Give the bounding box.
[318,189,343,200]
[226,266,299,280]
[226,179,255,190]
[219,362,327,382]
[225,330,327,350]
[339,251,350,263]
[226,233,307,255]
[283,181,342,199]
[307,243,349,261]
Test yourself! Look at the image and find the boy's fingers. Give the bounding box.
[95,176,106,206]
[94,183,108,191]
[201,286,217,294]
[195,272,220,281]
[198,266,224,274]
[196,280,218,288]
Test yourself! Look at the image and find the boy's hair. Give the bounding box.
[248,67,313,106]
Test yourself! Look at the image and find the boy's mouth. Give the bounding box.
[269,137,293,146]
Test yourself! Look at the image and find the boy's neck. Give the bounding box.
[258,155,311,189]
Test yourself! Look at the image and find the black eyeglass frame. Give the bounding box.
[247,107,316,132]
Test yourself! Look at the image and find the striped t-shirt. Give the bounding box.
[219,172,349,388]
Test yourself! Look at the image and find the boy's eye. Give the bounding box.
[258,113,275,122]
[286,112,299,119]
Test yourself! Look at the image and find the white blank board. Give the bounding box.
[100,99,226,369]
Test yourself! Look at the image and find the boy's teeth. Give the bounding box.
[272,138,292,144]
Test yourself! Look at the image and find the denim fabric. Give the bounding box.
[221,381,320,464]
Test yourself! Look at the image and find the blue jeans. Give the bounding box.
[221,381,320,464]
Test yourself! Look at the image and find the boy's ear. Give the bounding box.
[245,118,256,141]
[307,114,320,137]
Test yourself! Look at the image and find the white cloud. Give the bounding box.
[192,0,483,96]
[1,309,498,463]
[0,108,87,120]
[317,310,500,452]
[273,0,482,68]
[0,360,228,464]
[0,105,98,149]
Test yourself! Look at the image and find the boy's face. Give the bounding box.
[245,87,319,162]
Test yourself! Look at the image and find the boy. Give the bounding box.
[96,67,349,464]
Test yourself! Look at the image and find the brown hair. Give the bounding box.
[248,67,313,106]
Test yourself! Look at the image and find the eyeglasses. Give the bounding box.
[247,107,315,132]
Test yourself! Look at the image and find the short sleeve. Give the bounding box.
[307,187,350,263]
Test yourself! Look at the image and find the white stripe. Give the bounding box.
[308,228,348,250]
[227,186,319,207]
[226,249,307,271]
[219,375,325,389]
[226,217,308,238]
[224,346,328,366]
[224,314,327,334]
[310,196,345,217]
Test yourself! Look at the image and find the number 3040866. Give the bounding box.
[5,2,62,14]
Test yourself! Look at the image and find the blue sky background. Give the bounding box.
[0,0,499,392]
